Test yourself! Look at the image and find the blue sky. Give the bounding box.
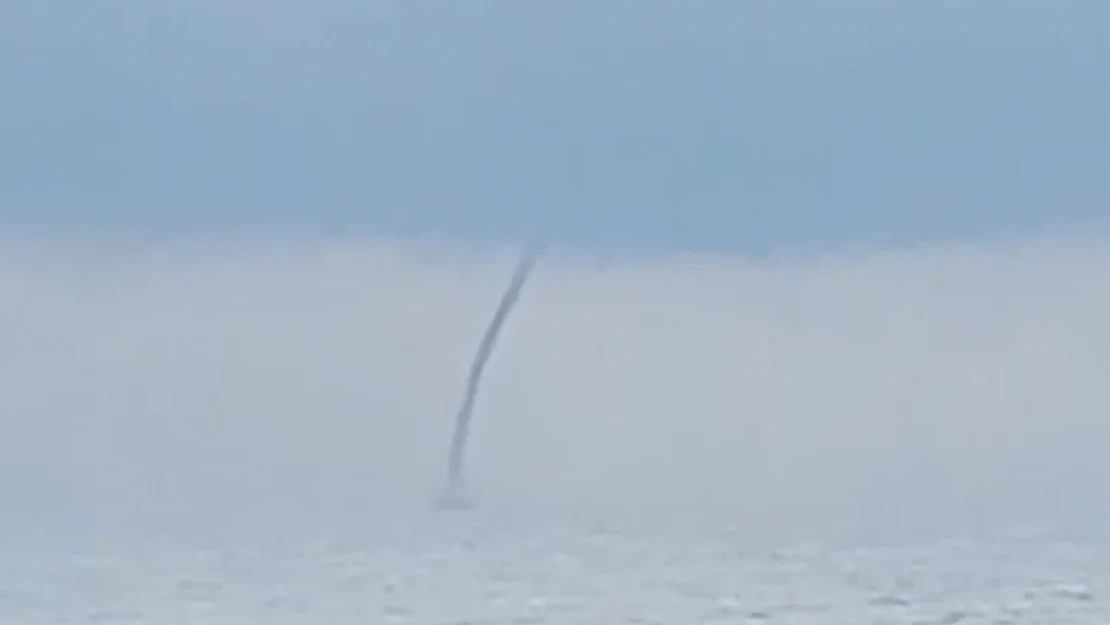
[3,1,1108,252]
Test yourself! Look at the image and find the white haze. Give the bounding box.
[1,233,1108,546]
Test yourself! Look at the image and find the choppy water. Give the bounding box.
[2,519,1107,624]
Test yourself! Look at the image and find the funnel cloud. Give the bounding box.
[441,245,542,508]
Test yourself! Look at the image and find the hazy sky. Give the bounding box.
[2,235,1109,544]
[2,4,1109,546]
[3,1,1109,250]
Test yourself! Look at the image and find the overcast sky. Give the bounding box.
[2,3,1109,544]
[2,1,1108,250]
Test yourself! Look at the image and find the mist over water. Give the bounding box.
[2,233,1108,545]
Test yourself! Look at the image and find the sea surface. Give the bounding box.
[2,515,1107,624]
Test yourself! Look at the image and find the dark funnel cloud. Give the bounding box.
[439,245,543,508]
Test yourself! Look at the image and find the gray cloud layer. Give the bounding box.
[3,2,1108,246]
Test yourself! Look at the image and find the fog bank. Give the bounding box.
[1,234,1107,543]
